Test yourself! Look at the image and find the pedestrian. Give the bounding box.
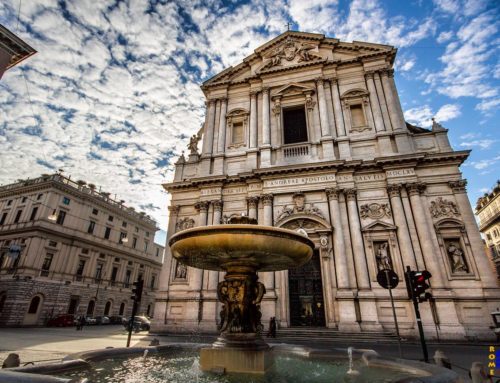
[270,316,277,338]
[76,315,82,331]
[79,315,86,331]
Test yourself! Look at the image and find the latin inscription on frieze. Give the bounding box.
[264,174,336,188]
[200,187,222,196]
[386,168,416,178]
[354,174,386,182]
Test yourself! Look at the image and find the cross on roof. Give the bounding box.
[285,22,292,31]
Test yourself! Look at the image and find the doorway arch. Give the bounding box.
[23,294,44,325]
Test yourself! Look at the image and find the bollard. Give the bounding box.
[433,350,451,369]
[470,362,492,383]
[1,353,20,368]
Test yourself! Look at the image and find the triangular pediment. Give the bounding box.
[362,220,397,232]
[202,31,395,89]
[273,83,315,98]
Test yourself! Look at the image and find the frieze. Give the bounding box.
[386,168,416,178]
[264,174,336,188]
[359,203,392,220]
[429,197,460,219]
[200,188,222,196]
[354,174,386,182]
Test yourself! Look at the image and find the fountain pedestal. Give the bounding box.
[169,222,314,374]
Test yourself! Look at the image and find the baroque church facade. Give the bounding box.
[153,31,499,340]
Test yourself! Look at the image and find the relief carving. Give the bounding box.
[360,203,392,220]
[175,217,195,232]
[430,197,460,219]
[174,262,187,279]
[276,192,325,222]
[262,37,322,70]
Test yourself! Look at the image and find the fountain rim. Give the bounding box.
[168,224,316,249]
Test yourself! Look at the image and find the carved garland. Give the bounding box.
[429,197,460,219]
[359,203,392,220]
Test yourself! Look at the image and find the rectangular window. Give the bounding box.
[48,240,57,247]
[144,240,149,252]
[156,248,160,257]
[135,226,139,233]
[88,221,95,234]
[21,196,27,203]
[125,269,132,287]
[62,197,70,205]
[122,221,127,228]
[104,227,111,239]
[111,266,118,281]
[95,263,103,279]
[40,254,53,276]
[150,275,156,289]
[92,208,98,215]
[132,237,137,249]
[350,104,366,127]
[119,232,127,244]
[7,200,12,206]
[146,231,150,237]
[487,233,492,240]
[99,253,106,259]
[0,212,7,225]
[56,211,66,225]
[29,207,38,221]
[37,193,43,200]
[232,122,244,144]
[14,210,22,223]
[108,215,114,222]
[81,248,89,254]
[283,107,308,144]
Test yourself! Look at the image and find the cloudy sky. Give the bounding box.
[0,0,498,243]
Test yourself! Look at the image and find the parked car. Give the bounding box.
[85,316,97,325]
[108,315,125,325]
[95,316,110,325]
[123,316,151,331]
[47,314,75,327]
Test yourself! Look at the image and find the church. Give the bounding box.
[152,31,499,340]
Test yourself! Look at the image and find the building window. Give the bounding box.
[76,259,86,276]
[88,221,95,234]
[104,227,111,239]
[28,296,41,314]
[62,197,71,205]
[108,215,114,222]
[350,104,366,127]
[99,253,106,259]
[21,196,27,203]
[13,210,22,224]
[29,207,38,221]
[132,237,137,249]
[0,293,6,313]
[156,247,160,257]
[95,263,104,280]
[119,232,127,244]
[119,302,125,315]
[122,221,127,228]
[125,269,132,287]
[56,211,66,225]
[40,254,53,276]
[146,231,150,238]
[37,194,43,200]
[86,300,95,316]
[487,233,492,240]
[7,200,12,206]
[232,121,244,144]
[150,275,156,289]
[0,212,7,225]
[104,301,112,316]
[144,241,149,252]
[135,226,139,233]
[494,229,499,238]
[111,267,118,282]
[283,106,308,144]
[81,248,89,254]
[48,240,57,247]
[92,208,98,215]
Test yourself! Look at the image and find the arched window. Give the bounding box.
[86,300,95,316]
[0,293,6,313]
[146,304,151,316]
[104,301,112,316]
[119,302,125,316]
[28,296,41,314]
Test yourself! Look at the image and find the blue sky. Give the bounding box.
[0,0,498,243]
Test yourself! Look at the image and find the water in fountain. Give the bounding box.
[346,347,360,376]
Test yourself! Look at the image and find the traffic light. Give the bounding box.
[131,278,144,302]
[410,270,432,302]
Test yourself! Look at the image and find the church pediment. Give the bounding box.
[272,83,315,98]
[362,220,396,232]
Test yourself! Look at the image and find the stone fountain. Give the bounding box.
[168,216,314,374]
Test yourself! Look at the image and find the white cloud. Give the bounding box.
[460,140,496,149]
[437,30,453,43]
[476,98,500,112]
[467,156,500,170]
[434,104,461,122]
[404,104,461,127]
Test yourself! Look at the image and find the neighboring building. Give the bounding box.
[153,31,500,340]
[476,181,500,280]
[0,23,36,80]
[0,173,163,326]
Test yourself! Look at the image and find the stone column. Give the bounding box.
[387,184,417,270]
[345,189,370,289]
[202,100,216,155]
[262,88,271,146]
[330,78,345,136]
[316,78,330,137]
[195,201,209,227]
[374,71,393,131]
[212,200,223,225]
[247,197,259,220]
[380,69,406,131]
[159,205,179,291]
[193,201,209,294]
[261,194,273,226]
[386,69,406,129]
[217,98,227,153]
[326,188,350,289]
[365,72,385,132]
[249,92,258,148]
[406,183,445,287]
[449,180,497,286]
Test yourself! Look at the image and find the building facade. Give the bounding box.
[476,182,500,280]
[153,31,500,340]
[0,23,37,80]
[0,173,163,326]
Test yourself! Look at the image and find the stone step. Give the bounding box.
[275,327,399,342]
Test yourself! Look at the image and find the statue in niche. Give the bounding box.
[375,242,392,271]
[175,262,187,279]
[447,242,468,273]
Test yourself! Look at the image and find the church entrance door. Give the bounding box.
[288,250,325,327]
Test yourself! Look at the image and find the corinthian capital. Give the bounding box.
[448,180,467,193]
[246,196,259,209]
[212,200,223,211]
[387,184,402,198]
[261,194,274,206]
[406,182,426,196]
[364,71,375,80]
[195,201,209,212]
[325,188,339,201]
[344,188,357,201]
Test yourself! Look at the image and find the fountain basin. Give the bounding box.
[169,224,315,272]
